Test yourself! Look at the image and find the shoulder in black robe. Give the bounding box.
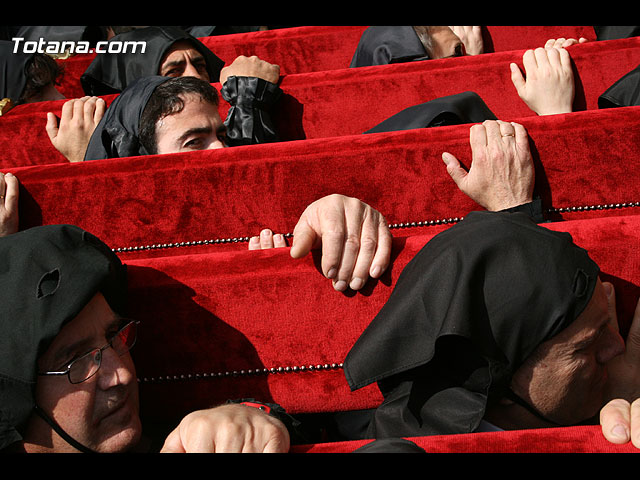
[594,26,640,41]
[598,63,640,108]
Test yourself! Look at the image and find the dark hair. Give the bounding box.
[139,76,219,154]
[412,26,437,57]
[19,53,63,104]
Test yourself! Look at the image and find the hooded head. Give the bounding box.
[84,75,171,160]
[344,211,604,437]
[350,26,430,68]
[0,40,64,110]
[80,26,224,96]
[0,225,128,451]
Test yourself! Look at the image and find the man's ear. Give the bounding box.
[603,281,620,333]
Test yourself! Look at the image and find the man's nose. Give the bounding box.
[183,61,208,82]
[97,347,135,388]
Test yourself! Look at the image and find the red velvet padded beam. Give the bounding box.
[272,37,640,140]
[126,214,640,427]
[53,25,597,98]
[291,425,640,453]
[8,106,640,253]
[1,37,637,168]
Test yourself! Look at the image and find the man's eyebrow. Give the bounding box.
[161,54,206,71]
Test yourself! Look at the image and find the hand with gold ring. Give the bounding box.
[0,172,19,237]
[442,120,535,211]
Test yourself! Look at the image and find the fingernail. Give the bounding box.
[333,280,347,292]
[327,268,337,279]
[350,278,364,290]
[612,424,629,440]
[4,172,12,177]
[371,265,381,278]
[603,282,613,297]
[441,153,450,164]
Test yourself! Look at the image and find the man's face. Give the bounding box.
[159,41,210,82]
[154,93,227,154]
[30,293,141,452]
[511,278,625,425]
[428,26,466,59]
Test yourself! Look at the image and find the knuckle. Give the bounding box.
[344,232,361,250]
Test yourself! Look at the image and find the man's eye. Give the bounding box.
[184,138,203,149]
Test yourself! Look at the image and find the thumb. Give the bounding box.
[290,218,318,259]
[45,112,59,141]
[442,152,468,188]
[159,428,187,453]
[510,62,526,95]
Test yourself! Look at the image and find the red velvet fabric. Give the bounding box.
[1,37,638,169]
[271,37,640,140]
[126,214,640,445]
[3,26,640,453]
[51,25,597,99]
[8,106,640,253]
[291,425,640,453]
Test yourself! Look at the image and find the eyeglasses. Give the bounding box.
[38,320,139,384]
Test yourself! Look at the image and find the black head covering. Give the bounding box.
[343,211,600,438]
[80,26,224,96]
[84,75,170,161]
[598,63,640,108]
[0,40,33,102]
[364,92,497,134]
[0,225,127,450]
[594,26,640,41]
[11,26,108,45]
[350,26,429,68]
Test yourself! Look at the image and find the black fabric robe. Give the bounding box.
[8,26,108,45]
[350,26,429,68]
[0,225,127,450]
[594,26,640,41]
[599,63,640,108]
[343,211,599,438]
[0,40,33,102]
[364,91,497,134]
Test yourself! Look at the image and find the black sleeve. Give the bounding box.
[500,196,545,223]
[220,76,282,146]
